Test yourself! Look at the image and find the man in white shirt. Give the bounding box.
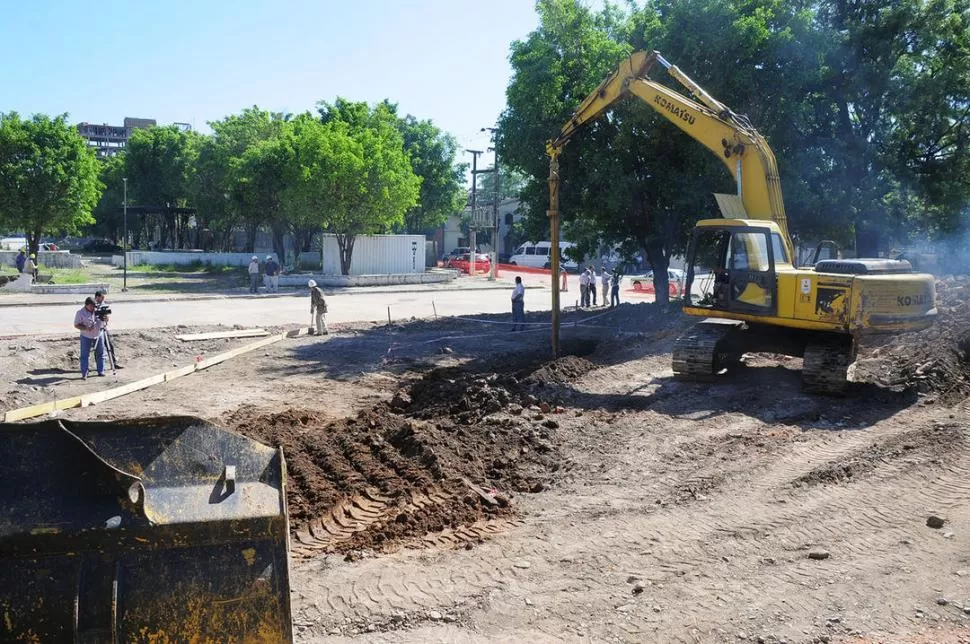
[511,276,525,331]
[600,266,610,306]
[248,256,260,293]
[579,268,590,308]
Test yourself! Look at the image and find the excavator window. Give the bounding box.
[685,226,777,315]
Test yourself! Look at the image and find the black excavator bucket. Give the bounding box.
[0,416,293,643]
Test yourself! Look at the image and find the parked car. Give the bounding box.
[508,241,579,271]
[629,268,686,297]
[442,246,472,263]
[447,252,492,274]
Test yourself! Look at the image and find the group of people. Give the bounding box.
[73,290,121,379]
[247,255,282,293]
[15,249,38,280]
[579,266,622,308]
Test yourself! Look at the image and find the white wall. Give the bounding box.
[320,235,425,275]
[118,235,427,275]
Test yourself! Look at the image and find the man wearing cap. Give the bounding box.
[308,280,328,335]
[94,289,121,370]
[264,255,280,293]
[247,255,261,293]
[73,297,106,379]
[15,249,26,273]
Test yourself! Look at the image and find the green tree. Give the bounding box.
[0,113,102,256]
[197,107,291,250]
[395,114,467,234]
[89,154,127,243]
[500,0,834,300]
[124,125,201,249]
[233,136,290,260]
[809,0,970,254]
[301,100,420,274]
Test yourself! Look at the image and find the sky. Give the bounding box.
[0,0,546,165]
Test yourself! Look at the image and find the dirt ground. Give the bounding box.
[2,280,969,643]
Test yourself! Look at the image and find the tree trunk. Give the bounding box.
[246,222,258,253]
[27,229,41,258]
[271,223,287,268]
[645,240,670,306]
[336,233,356,275]
[855,220,881,258]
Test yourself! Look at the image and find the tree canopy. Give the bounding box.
[498,0,970,297]
[0,113,102,255]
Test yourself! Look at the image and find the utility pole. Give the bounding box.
[482,127,499,281]
[122,177,128,292]
[465,149,483,275]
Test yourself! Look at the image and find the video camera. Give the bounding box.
[95,305,112,320]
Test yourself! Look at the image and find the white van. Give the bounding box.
[508,241,579,271]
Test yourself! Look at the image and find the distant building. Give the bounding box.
[76,117,188,157]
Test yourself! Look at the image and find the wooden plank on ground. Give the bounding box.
[4,396,84,422]
[176,329,269,341]
[194,333,284,370]
[80,373,166,407]
[3,330,295,422]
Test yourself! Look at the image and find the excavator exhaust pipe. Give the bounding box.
[0,416,293,642]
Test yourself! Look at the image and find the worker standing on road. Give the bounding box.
[247,256,260,293]
[264,255,280,293]
[511,276,526,331]
[73,297,106,379]
[308,279,329,335]
[15,249,26,273]
[579,268,590,308]
[600,266,610,307]
[588,266,598,306]
[610,267,622,307]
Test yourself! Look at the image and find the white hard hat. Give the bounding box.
[266,255,272,260]
[307,279,317,288]
[251,255,258,261]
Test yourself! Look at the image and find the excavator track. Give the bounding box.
[802,340,854,395]
[672,322,744,381]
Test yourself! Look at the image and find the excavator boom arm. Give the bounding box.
[546,50,791,259]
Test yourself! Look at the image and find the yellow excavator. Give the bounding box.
[547,51,937,393]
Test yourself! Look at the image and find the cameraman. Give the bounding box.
[73,297,106,379]
[94,290,122,370]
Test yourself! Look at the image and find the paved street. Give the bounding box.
[2,268,667,337]
[6,283,550,336]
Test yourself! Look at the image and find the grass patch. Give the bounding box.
[46,269,88,284]
[136,260,241,274]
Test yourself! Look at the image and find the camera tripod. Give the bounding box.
[100,328,120,375]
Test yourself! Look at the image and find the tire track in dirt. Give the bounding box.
[293,412,969,640]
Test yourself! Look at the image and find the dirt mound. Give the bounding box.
[858,277,970,403]
[400,367,525,424]
[525,355,597,385]
[226,359,568,555]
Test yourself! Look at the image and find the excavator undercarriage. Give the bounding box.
[672,320,858,395]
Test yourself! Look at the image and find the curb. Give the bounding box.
[0,281,541,308]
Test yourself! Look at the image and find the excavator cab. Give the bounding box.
[0,417,293,642]
[684,219,782,316]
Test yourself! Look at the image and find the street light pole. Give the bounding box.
[122,177,128,292]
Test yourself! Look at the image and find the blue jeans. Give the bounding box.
[80,334,105,376]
